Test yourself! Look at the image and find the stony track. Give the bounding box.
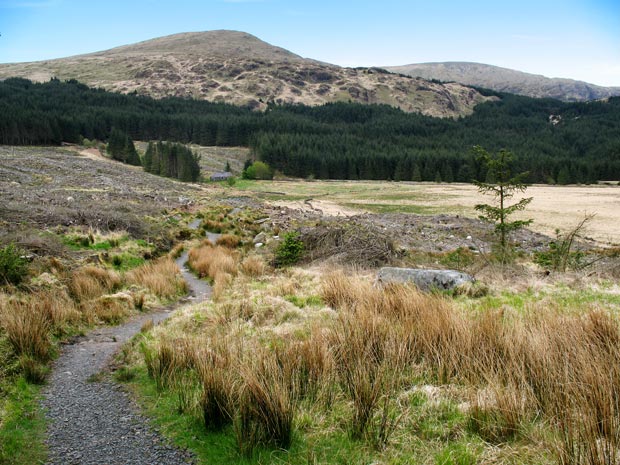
[42,251,211,465]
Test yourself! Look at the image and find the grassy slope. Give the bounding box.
[115,205,620,465]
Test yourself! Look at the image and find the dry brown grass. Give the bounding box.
[127,257,187,300]
[68,265,121,301]
[237,348,296,453]
[128,256,620,461]
[29,288,81,329]
[0,297,52,361]
[216,234,241,249]
[188,244,238,280]
[321,271,620,461]
[87,293,134,324]
[212,272,233,302]
[169,243,185,259]
[196,339,237,431]
[240,255,267,277]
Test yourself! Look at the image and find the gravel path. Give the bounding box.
[42,251,211,465]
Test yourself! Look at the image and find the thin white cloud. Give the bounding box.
[222,0,264,3]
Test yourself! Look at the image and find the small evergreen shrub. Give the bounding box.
[274,232,304,267]
[0,243,28,285]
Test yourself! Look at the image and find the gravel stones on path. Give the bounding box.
[42,311,196,465]
[42,248,210,464]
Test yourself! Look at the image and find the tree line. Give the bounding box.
[1,77,619,183]
[143,141,201,182]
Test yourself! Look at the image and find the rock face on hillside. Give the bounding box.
[386,62,620,102]
[0,31,492,117]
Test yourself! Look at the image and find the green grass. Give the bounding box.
[0,377,47,465]
[434,443,479,465]
[124,364,382,465]
[110,253,146,271]
[233,179,475,218]
[456,282,620,314]
[284,294,324,308]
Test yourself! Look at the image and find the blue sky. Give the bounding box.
[0,0,618,86]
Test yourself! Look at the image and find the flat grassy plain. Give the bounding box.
[235,180,620,246]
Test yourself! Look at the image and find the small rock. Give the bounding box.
[253,232,267,244]
[255,242,264,248]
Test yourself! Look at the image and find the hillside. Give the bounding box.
[385,62,620,102]
[0,31,490,118]
[3,78,619,185]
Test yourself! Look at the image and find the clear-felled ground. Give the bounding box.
[0,146,206,237]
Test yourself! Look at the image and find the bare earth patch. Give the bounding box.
[272,199,361,217]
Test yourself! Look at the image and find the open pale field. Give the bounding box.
[236,180,620,246]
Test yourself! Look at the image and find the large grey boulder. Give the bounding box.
[376,267,474,292]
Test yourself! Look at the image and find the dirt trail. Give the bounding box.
[42,241,210,464]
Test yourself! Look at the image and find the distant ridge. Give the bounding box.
[0,31,491,118]
[385,62,620,102]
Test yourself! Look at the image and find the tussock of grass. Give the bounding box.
[0,302,51,361]
[188,244,238,280]
[126,257,187,300]
[237,349,296,453]
[240,255,267,277]
[69,265,121,301]
[88,293,134,324]
[215,234,242,249]
[121,256,620,464]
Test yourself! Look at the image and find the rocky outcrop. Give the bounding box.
[376,267,474,292]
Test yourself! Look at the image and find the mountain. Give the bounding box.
[0,31,491,118]
[385,62,620,102]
